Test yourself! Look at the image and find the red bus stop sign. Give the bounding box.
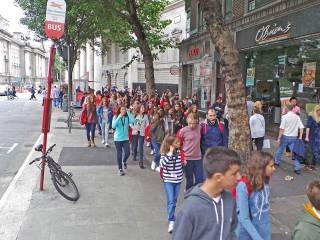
[44,0,66,39]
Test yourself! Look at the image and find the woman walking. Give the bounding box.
[112,106,135,176]
[249,105,265,151]
[160,135,183,234]
[305,105,320,169]
[235,151,275,240]
[84,96,98,147]
[99,97,113,147]
[131,104,149,169]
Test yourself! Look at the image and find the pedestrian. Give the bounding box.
[99,97,112,147]
[246,95,254,117]
[172,147,241,240]
[235,151,275,240]
[173,102,185,133]
[131,104,149,169]
[293,180,320,240]
[249,105,265,151]
[200,108,227,156]
[159,135,183,234]
[52,86,60,107]
[275,104,304,174]
[150,111,166,171]
[305,105,320,169]
[29,86,37,100]
[83,96,98,147]
[177,113,203,190]
[211,96,224,120]
[58,88,63,109]
[95,91,103,135]
[112,106,135,176]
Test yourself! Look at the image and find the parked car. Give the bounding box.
[0,84,9,96]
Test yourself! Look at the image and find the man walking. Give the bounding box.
[29,86,37,100]
[52,86,60,108]
[275,104,304,174]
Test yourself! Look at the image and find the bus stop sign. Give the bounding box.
[44,0,66,39]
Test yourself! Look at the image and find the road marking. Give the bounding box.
[7,143,18,154]
[0,134,42,210]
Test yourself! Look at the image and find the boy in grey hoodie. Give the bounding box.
[172,147,241,240]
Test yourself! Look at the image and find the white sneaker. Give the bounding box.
[150,150,154,155]
[151,161,156,171]
[105,142,110,147]
[168,221,174,233]
[146,142,150,147]
[155,166,160,173]
[101,140,105,144]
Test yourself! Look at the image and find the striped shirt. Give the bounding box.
[160,152,183,183]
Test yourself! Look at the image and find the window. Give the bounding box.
[248,0,277,12]
[174,15,181,24]
[197,3,205,32]
[186,10,191,38]
[225,0,233,21]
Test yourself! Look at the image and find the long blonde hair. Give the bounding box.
[310,105,320,123]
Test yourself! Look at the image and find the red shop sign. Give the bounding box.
[188,47,200,59]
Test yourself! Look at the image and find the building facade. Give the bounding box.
[100,0,186,93]
[0,15,47,87]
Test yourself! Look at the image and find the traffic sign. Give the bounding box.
[44,0,66,39]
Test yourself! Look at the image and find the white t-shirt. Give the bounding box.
[280,111,304,137]
[249,113,265,138]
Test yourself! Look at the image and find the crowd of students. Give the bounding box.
[79,87,320,239]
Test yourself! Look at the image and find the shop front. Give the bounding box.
[236,4,320,131]
[180,33,218,111]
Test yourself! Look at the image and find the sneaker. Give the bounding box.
[124,163,127,169]
[294,170,301,175]
[155,166,160,173]
[139,162,145,169]
[105,143,110,147]
[168,221,174,233]
[119,169,125,176]
[151,161,156,171]
[146,142,150,147]
[101,140,105,144]
[150,150,154,155]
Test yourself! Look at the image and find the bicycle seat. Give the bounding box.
[35,144,43,152]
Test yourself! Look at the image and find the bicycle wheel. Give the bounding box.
[51,170,80,201]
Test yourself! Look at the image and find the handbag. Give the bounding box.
[80,110,88,125]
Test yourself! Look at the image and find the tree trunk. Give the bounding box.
[126,0,156,96]
[200,0,251,160]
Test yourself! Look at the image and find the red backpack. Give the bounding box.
[200,120,224,137]
[231,176,252,200]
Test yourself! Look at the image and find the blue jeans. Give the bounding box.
[275,135,301,171]
[114,140,130,170]
[185,160,204,190]
[132,134,145,162]
[53,98,59,107]
[151,139,161,166]
[163,182,181,222]
[85,123,96,141]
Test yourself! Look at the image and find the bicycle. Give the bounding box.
[29,144,80,201]
[65,103,75,133]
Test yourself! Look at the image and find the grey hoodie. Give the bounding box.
[172,184,237,240]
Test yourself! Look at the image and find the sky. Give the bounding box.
[0,0,29,34]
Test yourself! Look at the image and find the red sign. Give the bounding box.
[44,0,66,40]
[44,21,65,39]
[188,47,200,59]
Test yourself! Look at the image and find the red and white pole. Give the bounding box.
[40,43,56,191]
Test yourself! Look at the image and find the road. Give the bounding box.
[0,93,43,198]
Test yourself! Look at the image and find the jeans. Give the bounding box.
[53,98,59,107]
[151,139,161,166]
[132,134,145,162]
[114,140,130,170]
[101,122,110,143]
[275,135,301,171]
[163,182,181,222]
[85,123,96,141]
[253,137,264,151]
[185,160,204,190]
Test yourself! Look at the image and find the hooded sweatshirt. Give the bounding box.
[172,184,237,240]
[293,203,320,240]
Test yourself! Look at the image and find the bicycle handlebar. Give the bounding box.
[29,144,56,165]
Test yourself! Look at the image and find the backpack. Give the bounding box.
[201,120,224,137]
[231,176,252,200]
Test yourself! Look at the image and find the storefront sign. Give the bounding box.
[236,5,320,50]
[302,62,316,87]
[255,23,291,44]
[188,47,200,59]
[246,68,255,86]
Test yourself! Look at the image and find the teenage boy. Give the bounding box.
[173,147,241,240]
[177,113,203,190]
[293,180,320,240]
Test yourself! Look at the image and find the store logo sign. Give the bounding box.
[255,23,291,44]
[188,47,200,59]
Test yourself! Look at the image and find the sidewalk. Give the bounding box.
[0,109,319,240]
